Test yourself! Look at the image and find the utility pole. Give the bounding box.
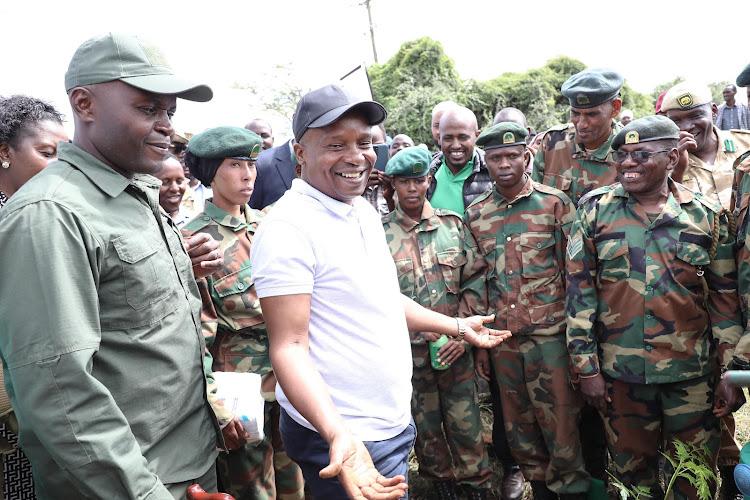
[361,0,378,64]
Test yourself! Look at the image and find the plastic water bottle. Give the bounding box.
[429,335,451,370]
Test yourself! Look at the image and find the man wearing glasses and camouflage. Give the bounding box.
[565,115,744,499]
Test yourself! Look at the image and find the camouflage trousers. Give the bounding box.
[411,349,490,488]
[490,334,589,493]
[217,400,305,500]
[717,414,740,466]
[602,373,720,500]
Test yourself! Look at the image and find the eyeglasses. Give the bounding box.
[610,150,672,164]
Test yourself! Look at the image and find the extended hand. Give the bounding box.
[579,374,611,413]
[185,233,224,279]
[320,433,407,500]
[462,315,511,349]
[672,131,696,183]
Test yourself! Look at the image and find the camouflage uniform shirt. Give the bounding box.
[183,201,270,423]
[382,200,483,366]
[463,176,574,334]
[531,121,620,205]
[681,126,750,211]
[566,180,743,384]
[730,152,750,367]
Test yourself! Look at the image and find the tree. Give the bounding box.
[232,64,310,127]
[708,81,731,105]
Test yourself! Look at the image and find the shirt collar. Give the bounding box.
[492,175,534,204]
[56,141,132,198]
[393,199,438,232]
[202,200,263,231]
[291,178,365,218]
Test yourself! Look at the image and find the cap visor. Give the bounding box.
[122,74,213,102]
[308,101,387,130]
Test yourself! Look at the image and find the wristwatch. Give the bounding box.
[456,318,466,342]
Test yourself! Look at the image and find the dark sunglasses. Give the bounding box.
[610,149,672,164]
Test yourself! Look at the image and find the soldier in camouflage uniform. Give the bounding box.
[464,123,589,500]
[381,147,491,500]
[531,67,625,483]
[566,116,745,499]
[660,81,750,498]
[182,126,304,500]
[531,68,624,207]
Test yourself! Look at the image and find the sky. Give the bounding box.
[3,0,749,142]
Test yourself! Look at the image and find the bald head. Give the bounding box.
[430,100,460,147]
[245,118,274,150]
[493,107,527,127]
[439,107,480,173]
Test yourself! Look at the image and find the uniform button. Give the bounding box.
[203,216,211,221]
[431,290,436,295]
[507,236,512,241]
[507,204,512,209]
[646,256,652,261]
[508,270,513,275]
[510,304,516,309]
[237,283,245,290]
[646,314,652,319]
[452,260,457,265]
[536,243,542,249]
[646,285,652,291]
[645,345,652,352]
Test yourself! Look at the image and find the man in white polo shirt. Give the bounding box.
[250,85,509,500]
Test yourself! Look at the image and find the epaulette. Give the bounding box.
[532,182,572,206]
[733,150,750,170]
[181,213,212,233]
[690,190,723,215]
[434,207,463,220]
[547,122,573,132]
[576,183,619,208]
[466,190,492,209]
[381,214,393,225]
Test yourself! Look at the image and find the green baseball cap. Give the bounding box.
[385,147,432,178]
[476,122,529,150]
[65,33,213,102]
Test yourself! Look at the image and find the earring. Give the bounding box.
[1,161,8,169]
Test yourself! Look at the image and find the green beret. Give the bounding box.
[737,62,750,87]
[476,122,528,150]
[611,115,680,151]
[385,147,432,178]
[561,68,624,109]
[187,126,263,160]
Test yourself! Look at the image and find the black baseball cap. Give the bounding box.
[293,85,386,142]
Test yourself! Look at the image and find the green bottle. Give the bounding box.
[429,335,451,370]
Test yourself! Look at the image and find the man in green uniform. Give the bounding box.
[0,33,226,499]
[661,80,750,498]
[566,115,744,499]
[465,123,588,500]
[531,68,623,206]
[531,67,624,484]
[382,147,490,500]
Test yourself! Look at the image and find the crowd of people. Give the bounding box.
[2,31,750,500]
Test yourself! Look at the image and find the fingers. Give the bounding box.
[480,314,495,324]
[319,460,343,480]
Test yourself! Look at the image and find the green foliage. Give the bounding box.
[652,76,685,101]
[709,81,732,105]
[621,82,654,120]
[608,439,716,500]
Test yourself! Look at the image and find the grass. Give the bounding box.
[406,388,750,500]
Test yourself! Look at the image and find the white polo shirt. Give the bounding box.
[250,179,412,441]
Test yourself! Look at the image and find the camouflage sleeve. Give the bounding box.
[554,196,575,288]
[196,276,234,427]
[565,201,600,376]
[706,212,743,368]
[531,147,545,183]
[734,204,750,368]
[459,213,488,319]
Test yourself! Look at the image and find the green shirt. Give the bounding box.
[429,154,475,214]
[0,142,219,499]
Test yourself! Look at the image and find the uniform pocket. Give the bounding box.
[112,231,170,309]
[596,241,630,282]
[520,232,558,278]
[674,241,710,290]
[394,259,415,298]
[528,299,565,326]
[437,251,466,294]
